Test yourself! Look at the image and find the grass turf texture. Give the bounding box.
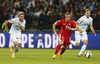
[0,48,100,64]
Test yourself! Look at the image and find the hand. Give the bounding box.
[54,32,57,37]
[3,29,6,32]
[68,27,72,30]
[18,23,21,28]
[94,33,96,36]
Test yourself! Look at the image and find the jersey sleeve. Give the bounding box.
[90,18,93,25]
[72,21,77,27]
[22,20,26,27]
[77,17,84,24]
[54,20,62,26]
[9,18,16,24]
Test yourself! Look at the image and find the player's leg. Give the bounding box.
[10,33,17,53]
[10,43,15,53]
[11,35,21,58]
[11,43,21,58]
[52,41,64,59]
[78,40,88,56]
[70,32,80,47]
[59,45,67,59]
[78,33,88,57]
[52,34,64,59]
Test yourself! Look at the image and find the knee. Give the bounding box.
[63,46,67,49]
[18,44,21,47]
[83,40,88,45]
[84,42,88,45]
[76,43,80,47]
[13,41,18,46]
[59,42,64,45]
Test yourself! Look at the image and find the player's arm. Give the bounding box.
[68,25,79,31]
[18,23,25,31]
[90,25,96,36]
[68,21,83,32]
[3,20,9,32]
[76,21,83,33]
[53,20,61,36]
[53,23,57,36]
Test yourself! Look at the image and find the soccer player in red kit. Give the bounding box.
[52,12,79,59]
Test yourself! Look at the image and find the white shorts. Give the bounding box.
[75,31,88,43]
[10,33,21,43]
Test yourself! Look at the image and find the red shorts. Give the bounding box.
[58,33,70,47]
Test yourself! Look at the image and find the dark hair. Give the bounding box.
[85,9,91,13]
[65,12,70,15]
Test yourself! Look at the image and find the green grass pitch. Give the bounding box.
[0,48,100,64]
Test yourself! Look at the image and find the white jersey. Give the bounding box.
[9,18,26,35]
[77,15,93,32]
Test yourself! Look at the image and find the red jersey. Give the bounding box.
[55,19,77,39]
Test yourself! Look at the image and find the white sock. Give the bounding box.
[12,47,20,55]
[11,43,15,48]
[70,40,76,46]
[78,45,87,55]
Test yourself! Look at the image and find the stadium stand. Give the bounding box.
[0,0,100,33]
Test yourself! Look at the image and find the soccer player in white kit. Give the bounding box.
[70,9,96,57]
[3,12,26,58]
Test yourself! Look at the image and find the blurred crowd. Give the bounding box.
[0,0,100,30]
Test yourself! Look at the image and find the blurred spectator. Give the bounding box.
[9,12,14,19]
[38,11,47,30]
[0,3,2,15]
[45,0,53,6]
[58,3,65,11]
[33,7,41,17]
[53,0,59,5]
[10,6,16,14]
[25,11,32,29]
[42,2,48,12]
[56,8,59,15]
[6,3,10,12]
[17,3,24,11]
[94,7,99,16]
[3,13,9,21]
[65,4,69,12]
[2,3,7,13]
[67,0,73,5]
[47,6,53,15]
[10,0,14,5]
[62,0,69,5]
[89,1,95,12]
[91,12,96,28]
[95,10,100,29]
[14,0,20,7]
[0,0,100,30]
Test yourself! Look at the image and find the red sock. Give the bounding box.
[60,46,66,55]
[55,44,62,54]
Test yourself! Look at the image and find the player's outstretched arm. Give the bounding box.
[53,23,57,37]
[90,25,96,36]
[3,20,9,32]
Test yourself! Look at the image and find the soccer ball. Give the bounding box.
[84,51,92,58]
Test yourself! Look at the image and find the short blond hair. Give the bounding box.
[19,12,25,16]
